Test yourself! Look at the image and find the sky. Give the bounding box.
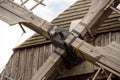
[0,0,77,72]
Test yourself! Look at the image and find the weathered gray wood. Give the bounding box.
[32,47,39,76]
[10,50,19,80]
[61,61,94,77]
[104,33,108,46]
[31,48,66,80]
[95,35,101,46]
[38,47,44,68]
[116,32,120,43]
[101,34,104,47]
[0,0,52,39]
[4,57,12,79]
[72,0,119,37]
[18,49,27,80]
[1,0,120,79]
[24,48,33,80]
[111,32,116,42]
[65,34,120,77]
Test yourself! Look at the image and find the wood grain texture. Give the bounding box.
[1,31,120,80]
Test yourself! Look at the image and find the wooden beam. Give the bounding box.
[0,0,120,79]
[31,48,66,80]
[65,35,120,77]
[71,0,119,37]
[0,0,52,39]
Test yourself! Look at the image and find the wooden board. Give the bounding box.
[72,0,119,37]
[65,34,120,77]
[31,48,66,80]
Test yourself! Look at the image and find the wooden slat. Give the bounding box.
[61,6,90,16]
[4,58,12,79]
[32,47,39,76]
[0,74,14,80]
[38,47,44,68]
[10,50,19,79]
[18,49,27,80]
[116,32,120,43]
[24,48,33,80]
[66,0,91,11]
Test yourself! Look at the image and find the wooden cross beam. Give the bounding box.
[71,0,119,37]
[0,0,120,80]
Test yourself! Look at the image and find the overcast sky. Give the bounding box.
[0,0,77,72]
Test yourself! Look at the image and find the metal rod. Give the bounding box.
[107,73,113,80]
[19,23,26,33]
[92,67,102,80]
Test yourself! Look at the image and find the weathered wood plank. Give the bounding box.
[111,32,116,42]
[32,47,39,76]
[4,57,12,79]
[72,0,119,37]
[0,0,52,39]
[116,32,120,43]
[104,33,109,46]
[18,49,27,80]
[31,48,66,80]
[10,50,19,80]
[101,34,104,46]
[95,34,101,46]
[65,34,120,77]
[24,48,33,80]
[38,47,43,69]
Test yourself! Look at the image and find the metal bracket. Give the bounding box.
[51,26,82,69]
[52,26,70,49]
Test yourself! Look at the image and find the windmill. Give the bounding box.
[0,0,120,80]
